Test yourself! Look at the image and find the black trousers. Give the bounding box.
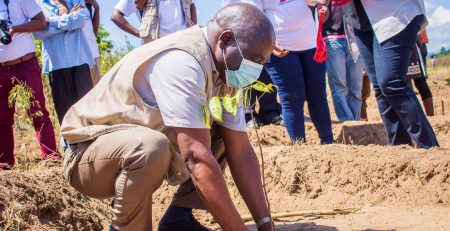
[245,68,281,123]
[49,64,93,124]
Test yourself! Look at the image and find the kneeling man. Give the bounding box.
[61,3,275,231]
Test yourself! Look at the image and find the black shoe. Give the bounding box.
[158,214,211,231]
[0,163,13,170]
[269,114,284,126]
[246,117,263,128]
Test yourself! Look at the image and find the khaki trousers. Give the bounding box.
[64,126,226,230]
[90,57,102,86]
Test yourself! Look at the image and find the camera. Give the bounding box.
[0,19,12,45]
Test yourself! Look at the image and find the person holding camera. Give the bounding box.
[33,0,94,127]
[0,0,60,169]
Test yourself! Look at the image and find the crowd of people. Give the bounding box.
[0,0,440,230]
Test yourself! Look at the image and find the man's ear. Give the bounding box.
[218,30,234,50]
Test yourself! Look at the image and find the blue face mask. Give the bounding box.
[223,35,264,89]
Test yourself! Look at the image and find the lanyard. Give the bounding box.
[3,0,11,23]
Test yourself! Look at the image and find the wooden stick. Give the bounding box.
[241,208,361,222]
[442,100,445,116]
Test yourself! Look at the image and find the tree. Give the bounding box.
[96,25,114,54]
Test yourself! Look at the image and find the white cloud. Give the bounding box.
[425,1,450,52]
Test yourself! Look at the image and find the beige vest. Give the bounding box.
[140,0,194,44]
[61,26,231,185]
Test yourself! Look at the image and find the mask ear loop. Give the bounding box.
[232,33,245,59]
[222,48,230,71]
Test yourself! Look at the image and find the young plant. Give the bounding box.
[204,80,275,223]
[8,78,43,129]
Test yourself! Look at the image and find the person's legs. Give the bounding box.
[13,57,58,158]
[66,127,171,230]
[0,65,15,166]
[300,49,333,144]
[346,49,364,120]
[257,68,282,125]
[49,67,76,124]
[265,53,307,143]
[73,64,93,100]
[90,57,102,86]
[372,15,438,148]
[360,71,371,121]
[355,29,412,146]
[413,77,434,116]
[326,38,354,121]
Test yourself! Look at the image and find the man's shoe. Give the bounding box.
[0,163,13,170]
[158,214,211,231]
[246,117,263,128]
[269,114,284,126]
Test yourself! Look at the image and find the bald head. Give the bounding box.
[212,3,275,49]
[206,3,275,79]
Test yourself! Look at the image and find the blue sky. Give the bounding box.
[99,0,450,52]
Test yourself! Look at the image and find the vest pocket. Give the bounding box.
[140,15,159,39]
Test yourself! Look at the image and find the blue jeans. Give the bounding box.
[326,38,363,121]
[265,49,333,144]
[355,15,439,148]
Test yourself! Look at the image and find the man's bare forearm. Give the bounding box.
[111,10,140,37]
[219,127,272,230]
[11,12,47,33]
[175,128,247,231]
[190,3,197,25]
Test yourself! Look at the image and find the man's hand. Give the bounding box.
[54,0,69,15]
[69,4,84,14]
[316,3,329,22]
[272,41,289,58]
[8,27,16,37]
[134,0,147,11]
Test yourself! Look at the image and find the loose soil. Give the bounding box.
[1,68,449,230]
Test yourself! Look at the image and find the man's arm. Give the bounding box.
[218,126,273,231]
[47,5,88,31]
[8,12,47,36]
[86,0,100,33]
[174,127,247,231]
[111,9,140,38]
[190,3,197,25]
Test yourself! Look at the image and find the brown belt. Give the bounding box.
[0,52,36,67]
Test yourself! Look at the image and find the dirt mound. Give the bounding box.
[0,167,110,230]
[2,144,448,230]
[249,116,450,148]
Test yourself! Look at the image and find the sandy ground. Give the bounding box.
[0,68,449,230]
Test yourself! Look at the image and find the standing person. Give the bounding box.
[406,34,434,116]
[61,4,275,230]
[338,0,439,148]
[224,0,333,144]
[33,0,94,125]
[84,0,102,85]
[323,2,363,121]
[0,0,60,169]
[111,0,197,44]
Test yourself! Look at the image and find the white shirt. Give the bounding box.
[114,0,190,37]
[223,0,316,51]
[82,12,100,58]
[0,0,41,62]
[361,0,425,43]
[134,49,246,131]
